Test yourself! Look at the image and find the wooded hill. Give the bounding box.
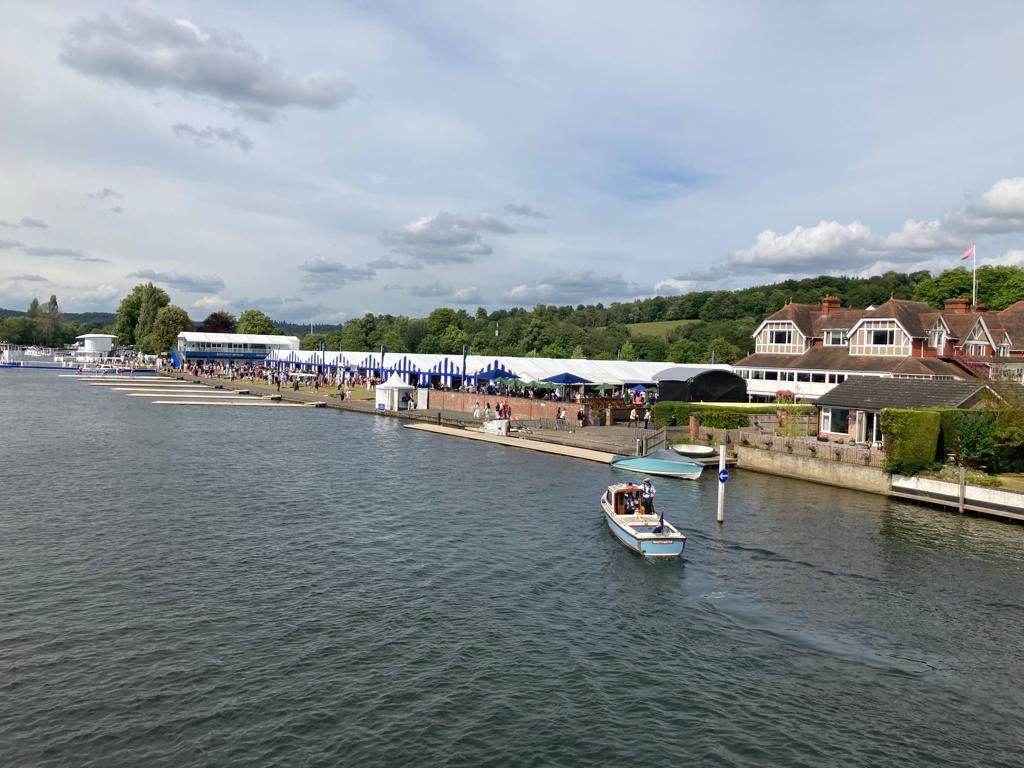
[5,265,1022,362]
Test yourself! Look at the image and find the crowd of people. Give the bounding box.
[172,360,660,428]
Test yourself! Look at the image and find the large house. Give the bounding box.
[734,295,1024,401]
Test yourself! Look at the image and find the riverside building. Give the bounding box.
[733,295,1024,402]
[174,332,300,365]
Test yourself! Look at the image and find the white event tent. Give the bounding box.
[263,348,732,389]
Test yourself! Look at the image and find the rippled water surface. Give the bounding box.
[2,371,1024,767]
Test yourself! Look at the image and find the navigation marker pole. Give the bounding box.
[717,445,728,524]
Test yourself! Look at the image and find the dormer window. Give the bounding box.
[929,328,945,349]
[824,330,847,346]
[756,321,805,354]
[871,329,895,345]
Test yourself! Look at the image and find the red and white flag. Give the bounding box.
[960,244,975,261]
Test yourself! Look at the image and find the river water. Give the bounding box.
[1,371,1023,767]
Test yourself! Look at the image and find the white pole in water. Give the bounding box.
[717,444,726,524]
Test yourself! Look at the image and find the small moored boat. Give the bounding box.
[611,449,704,480]
[671,443,716,458]
[601,483,686,558]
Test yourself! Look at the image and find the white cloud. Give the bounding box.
[880,219,965,252]
[729,216,969,275]
[71,284,120,303]
[172,123,253,151]
[653,278,699,295]
[951,177,1024,234]
[730,220,872,270]
[409,283,484,304]
[504,201,548,219]
[128,269,225,293]
[503,270,639,305]
[61,8,357,121]
[24,245,106,263]
[381,211,515,264]
[192,294,228,310]
[87,188,122,200]
[298,257,375,291]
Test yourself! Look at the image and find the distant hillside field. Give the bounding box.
[624,319,700,339]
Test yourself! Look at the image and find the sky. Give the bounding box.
[3,1,1024,321]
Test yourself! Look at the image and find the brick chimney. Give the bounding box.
[821,294,841,315]
[973,303,989,312]
[944,297,970,315]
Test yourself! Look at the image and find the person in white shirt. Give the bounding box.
[641,479,656,515]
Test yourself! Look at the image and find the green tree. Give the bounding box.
[619,340,636,361]
[570,344,585,359]
[197,310,237,334]
[134,284,170,353]
[38,294,62,345]
[115,283,170,345]
[148,305,193,353]
[438,324,468,354]
[704,336,743,363]
[26,298,41,319]
[237,309,279,335]
[0,316,35,344]
[427,308,462,337]
[668,338,701,363]
[300,332,330,351]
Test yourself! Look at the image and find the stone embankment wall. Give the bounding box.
[737,446,891,495]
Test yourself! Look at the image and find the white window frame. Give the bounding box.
[824,330,848,346]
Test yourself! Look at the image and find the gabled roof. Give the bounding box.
[759,303,865,337]
[815,378,998,410]
[857,298,934,338]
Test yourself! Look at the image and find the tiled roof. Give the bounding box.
[997,302,1024,349]
[761,297,1024,348]
[815,378,994,410]
[734,347,972,377]
[859,298,934,337]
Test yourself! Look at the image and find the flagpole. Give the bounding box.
[972,244,977,308]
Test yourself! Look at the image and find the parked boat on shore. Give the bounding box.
[611,449,704,480]
[671,443,716,459]
[601,482,686,557]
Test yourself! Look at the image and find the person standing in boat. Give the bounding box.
[641,479,656,515]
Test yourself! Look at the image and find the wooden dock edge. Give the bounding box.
[404,423,616,464]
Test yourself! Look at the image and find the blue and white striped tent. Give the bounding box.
[261,349,733,387]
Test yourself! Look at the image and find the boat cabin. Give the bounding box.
[605,483,646,516]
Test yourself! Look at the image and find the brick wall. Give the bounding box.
[426,391,590,420]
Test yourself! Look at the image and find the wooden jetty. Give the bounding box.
[404,423,617,464]
[150,400,319,408]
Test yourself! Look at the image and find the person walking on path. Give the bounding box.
[629,407,638,427]
[643,408,651,429]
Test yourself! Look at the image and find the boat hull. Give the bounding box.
[671,444,716,458]
[606,518,685,557]
[611,458,703,480]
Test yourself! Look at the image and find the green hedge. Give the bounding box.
[880,408,941,474]
[652,401,814,430]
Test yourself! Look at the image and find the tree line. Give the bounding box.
[111,283,282,353]
[4,265,1020,360]
[300,265,1024,364]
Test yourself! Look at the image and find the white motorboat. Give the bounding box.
[671,443,716,459]
[601,482,687,558]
